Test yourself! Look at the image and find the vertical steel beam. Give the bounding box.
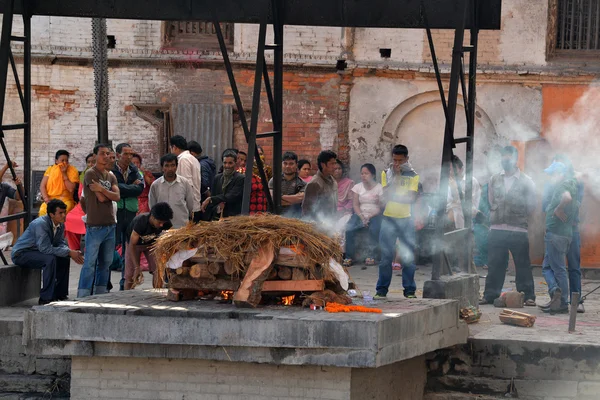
[271,0,284,214]
[23,1,31,225]
[242,21,267,214]
[0,0,15,128]
[432,0,468,281]
[213,18,273,212]
[463,0,480,273]
[92,18,109,144]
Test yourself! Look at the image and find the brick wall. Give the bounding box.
[421,29,502,65]
[70,356,352,400]
[3,60,343,176]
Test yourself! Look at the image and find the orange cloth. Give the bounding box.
[38,164,79,216]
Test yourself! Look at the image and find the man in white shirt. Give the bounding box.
[169,135,202,221]
[149,153,195,229]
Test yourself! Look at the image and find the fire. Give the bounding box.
[220,291,234,300]
[281,295,295,306]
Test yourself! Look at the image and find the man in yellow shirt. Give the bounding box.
[375,145,419,299]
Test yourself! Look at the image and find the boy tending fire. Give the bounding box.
[124,202,173,290]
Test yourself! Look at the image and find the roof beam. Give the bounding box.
[1,0,501,30]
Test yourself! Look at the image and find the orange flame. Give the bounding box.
[220,291,234,300]
[282,295,295,306]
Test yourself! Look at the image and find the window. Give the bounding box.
[163,21,234,52]
[554,0,600,54]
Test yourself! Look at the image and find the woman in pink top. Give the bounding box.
[334,160,354,215]
[344,163,383,267]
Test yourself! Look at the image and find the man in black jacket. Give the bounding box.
[113,143,144,290]
[188,140,217,221]
[201,149,244,219]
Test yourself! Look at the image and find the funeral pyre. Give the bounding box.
[153,215,352,308]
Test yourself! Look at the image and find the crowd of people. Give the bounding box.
[4,136,584,314]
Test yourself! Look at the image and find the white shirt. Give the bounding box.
[447,176,481,229]
[351,182,383,219]
[176,150,202,212]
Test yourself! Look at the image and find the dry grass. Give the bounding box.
[153,214,342,285]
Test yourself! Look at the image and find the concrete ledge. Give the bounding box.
[23,290,468,369]
[422,273,479,309]
[0,265,40,306]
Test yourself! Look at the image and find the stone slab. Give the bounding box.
[422,273,480,309]
[0,266,40,306]
[23,289,468,368]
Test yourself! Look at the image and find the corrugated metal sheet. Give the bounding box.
[171,103,233,162]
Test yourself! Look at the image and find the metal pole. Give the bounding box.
[464,0,480,272]
[271,0,284,215]
[242,21,267,215]
[0,0,15,127]
[432,0,468,281]
[568,292,580,332]
[92,18,109,144]
[22,2,31,225]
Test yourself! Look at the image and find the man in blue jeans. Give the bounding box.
[78,143,120,298]
[375,145,419,299]
[540,161,578,314]
[542,154,584,313]
[12,199,84,304]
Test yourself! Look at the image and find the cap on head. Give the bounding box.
[544,161,567,175]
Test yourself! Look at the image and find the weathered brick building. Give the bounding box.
[4,1,600,266]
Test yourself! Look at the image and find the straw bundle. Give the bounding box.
[153,214,343,285]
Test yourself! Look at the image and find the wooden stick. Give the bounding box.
[169,275,240,291]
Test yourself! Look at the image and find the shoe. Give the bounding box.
[373,293,387,300]
[538,300,552,309]
[546,288,562,310]
[405,293,417,299]
[577,303,585,313]
[542,305,569,314]
[38,298,52,305]
[479,298,492,305]
[56,296,69,301]
[392,263,402,271]
[524,299,536,307]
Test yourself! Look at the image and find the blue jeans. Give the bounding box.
[77,225,116,298]
[567,230,582,303]
[542,231,571,307]
[345,213,382,260]
[376,216,416,296]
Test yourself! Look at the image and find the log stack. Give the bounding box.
[167,245,333,307]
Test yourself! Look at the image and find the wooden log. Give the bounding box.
[176,267,189,276]
[277,266,293,280]
[233,243,275,308]
[262,280,324,292]
[167,289,181,302]
[169,275,240,291]
[275,253,312,268]
[207,262,222,275]
[224,260,236,275]
[189,254,227,264]
[292,268,307,281]
[189,263,215,281]
[268,268,278,280]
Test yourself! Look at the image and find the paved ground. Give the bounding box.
[5,258,600,344]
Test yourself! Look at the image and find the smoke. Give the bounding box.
[544,85,600,199]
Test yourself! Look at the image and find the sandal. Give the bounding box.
[392,263,402,271]
[365,258,376,266]
[524,299,536,307]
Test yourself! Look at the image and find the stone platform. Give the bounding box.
[24,289,467,368]
[22,289,468,400]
